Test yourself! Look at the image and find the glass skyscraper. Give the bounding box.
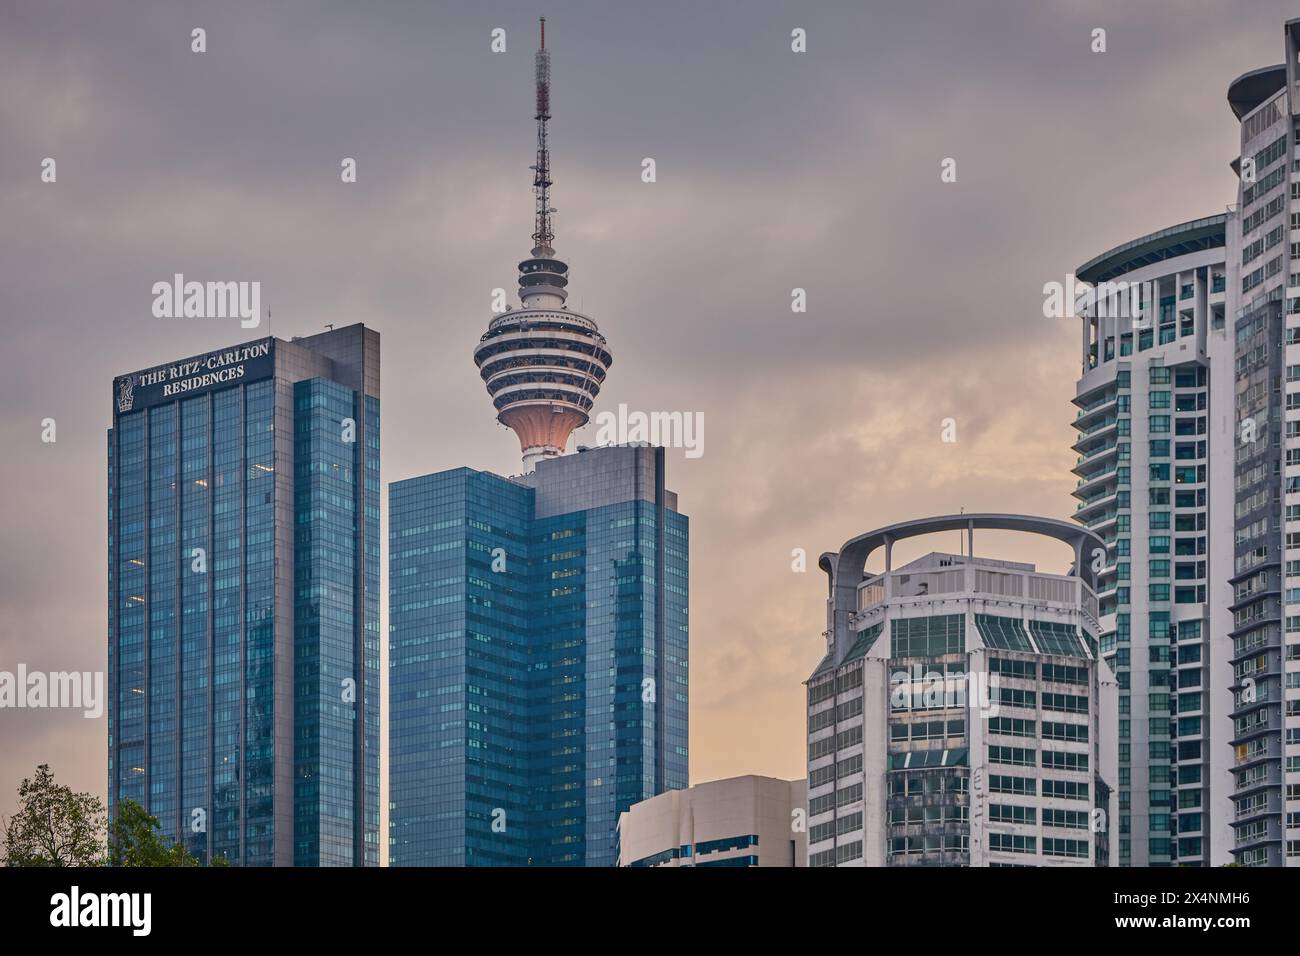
[389,444,688,866]
[107,324,380,866]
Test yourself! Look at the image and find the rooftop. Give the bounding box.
[1227,64,1286,120]
[1075,214,1226,284]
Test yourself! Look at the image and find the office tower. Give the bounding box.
[107,325,380,867]
[389,445,688,866]
[1224,27,1300,866]
[473,17,612,470]
[616,776,806,867]
[389,21,686,867]
[805,515,1118,867]
[1071,219,1235,865]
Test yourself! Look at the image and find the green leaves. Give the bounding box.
[108,800,199,867]
[2,763,106,866]
[3,763,227,867]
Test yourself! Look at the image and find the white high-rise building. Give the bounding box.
[1065,17,1300,866]
[1071,217,1235,866]
[1222,24,1300,867]
[805,515,1118,867]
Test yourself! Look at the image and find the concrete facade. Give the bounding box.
[806,515,1118,867]
[617,775,806,867]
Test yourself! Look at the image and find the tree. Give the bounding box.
[107,799,229,867]
[1,763,106,866]
[109,800,199,867]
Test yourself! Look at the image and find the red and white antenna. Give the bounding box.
[532,16,554,256]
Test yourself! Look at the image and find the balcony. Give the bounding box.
[1075,467,1119,500]
[1074,489,1118,523]
[1074,394,1119,430]
[1073,442,1119,479]
[1231,817,1281,850]
[1073,416,1119,443]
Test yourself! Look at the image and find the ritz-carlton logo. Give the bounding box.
[116,376,135,413]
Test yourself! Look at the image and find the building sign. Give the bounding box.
[114,339,274,416]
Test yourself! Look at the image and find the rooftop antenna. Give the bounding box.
[532,16,554,257]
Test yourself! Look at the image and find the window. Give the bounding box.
[1042,779,1089,800]
[987,716,1035,738]
[990,804,1036,825]
[1042,750,1089,771]
[1042,663,1087,685]
[989,746,1036,767]
[890,614,964,658]
[975,614,1034,652]
[999,687,1038,709]
[1042,692,1089,713]
[989,833,1036,854]
[1042,721,1088,742]
[989,775,1036,796]
[1043,838,1088,858]
[1043,809,1089,830]
[989,657,1036,679]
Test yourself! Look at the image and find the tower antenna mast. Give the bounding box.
[532,17,554,256]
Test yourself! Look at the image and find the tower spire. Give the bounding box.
[532,17,554,257]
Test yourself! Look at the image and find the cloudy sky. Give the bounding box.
[0,0,1292,846]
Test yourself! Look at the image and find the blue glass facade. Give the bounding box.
[389,445,688,866]
[108,325,379,866]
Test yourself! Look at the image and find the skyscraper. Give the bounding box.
[805,515,1118,867]
[1223,28,1300,866]
[389,446,688,866]
[1065,18,1300,866]
[388,21,688,867]
[107,325,380,866]
[1071,219,1235,866]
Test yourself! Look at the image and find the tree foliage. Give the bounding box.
[108,799,201,867]
[3,764,229,867]
[1,763,106,866]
